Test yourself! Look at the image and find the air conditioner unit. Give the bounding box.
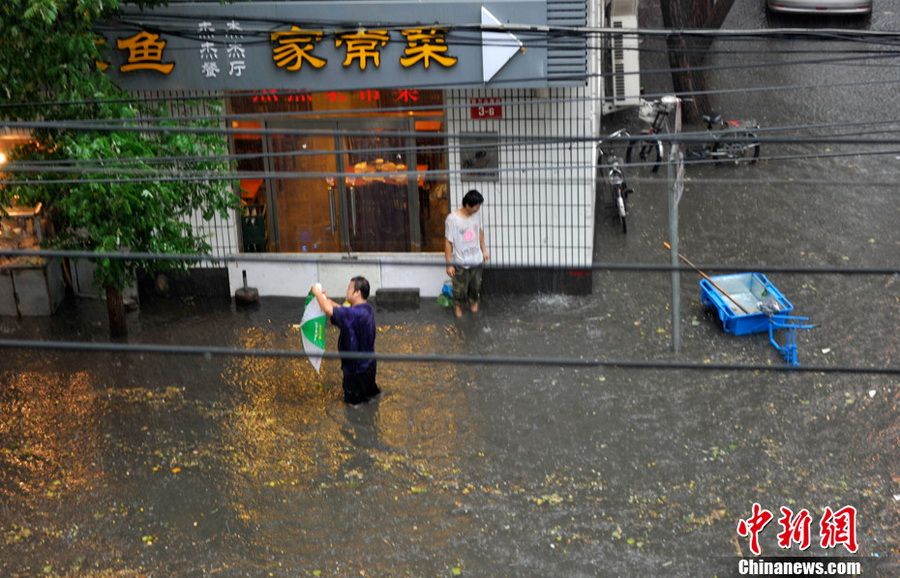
[604,0,640,113]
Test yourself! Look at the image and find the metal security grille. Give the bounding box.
[446,87,594,268]
[135,90,238,267]
[547,0,588,86]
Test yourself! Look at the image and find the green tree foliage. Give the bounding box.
[1,0,237,293]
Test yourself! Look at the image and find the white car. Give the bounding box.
[766,0,873,14]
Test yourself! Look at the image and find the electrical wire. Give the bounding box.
[6,110,900,172]
[4,27,900,113]
[104,10,900,42]
[3,17,897,377]
[3,43,900,113]
[7,47,900,129]
[6,144,900,186]
[6,119,900,173]
[0,249,895,276]
[11,114,900,146]
[3,52,900,117]
[1,338,897,375]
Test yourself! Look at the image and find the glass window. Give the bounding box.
[229,90,449,253]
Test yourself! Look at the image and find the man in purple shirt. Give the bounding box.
[311,276,380,405]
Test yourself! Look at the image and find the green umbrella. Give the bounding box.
[300,288,326,373]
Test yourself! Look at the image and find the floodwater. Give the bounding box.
[2,3,899,576]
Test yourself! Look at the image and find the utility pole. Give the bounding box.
[666,96,683,352]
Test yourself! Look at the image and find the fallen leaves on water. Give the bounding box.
[4,524,32,544]
[451,566,463,575]
[683,508,728,528]
[531,493,564,506]
[141,534,155,546]
[409,485,428,494]
[344,469,364,480]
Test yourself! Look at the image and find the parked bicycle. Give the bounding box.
[626,98,761,171]
[686,113,761,165]
[625,97,676,173]
[597,129,633,234]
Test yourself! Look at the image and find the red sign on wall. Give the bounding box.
[470,97,503,119]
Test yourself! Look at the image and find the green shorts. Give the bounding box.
[452,266,483,305]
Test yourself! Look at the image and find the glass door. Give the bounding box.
[339,119,419,252]
[265,121,342,253]
[265,118,420,253]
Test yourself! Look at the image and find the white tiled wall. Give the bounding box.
[446,87,595,269]
[227,254,446,297]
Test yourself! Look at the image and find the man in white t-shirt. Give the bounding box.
[444,189,490,318]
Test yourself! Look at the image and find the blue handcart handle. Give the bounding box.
[767,314,815,367]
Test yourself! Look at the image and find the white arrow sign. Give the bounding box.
[481,6,523,83]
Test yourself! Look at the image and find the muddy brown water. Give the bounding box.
[2,3,899,575]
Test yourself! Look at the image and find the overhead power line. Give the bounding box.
[103,11,900,42]
[1,249,896,276]
[3,66,900,115]
[10,115,900,146]
[6,146,900,186]
[1,338,897,375]
[2,45,900,112]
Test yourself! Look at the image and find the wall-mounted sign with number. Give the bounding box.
[470,97,503,119]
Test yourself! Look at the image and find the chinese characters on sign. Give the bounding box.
[271,27,327,71]
[115,25,458,80]
[198,21,219,78]
[226,21,247,77]
[394,89,420,104]
[249,89,429,107]
[335,29,390,70]
[116,31,174,74]
[400,28,458,69]
[268,26,458,73]
[737,503,858,555]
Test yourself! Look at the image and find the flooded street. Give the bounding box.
[2,3,899,577]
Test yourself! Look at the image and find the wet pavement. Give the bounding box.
[2,4,899,577]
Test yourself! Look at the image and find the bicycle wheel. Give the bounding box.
[723,131,759,164]
[651,140,664,173]
[616,189,629,234]
[625,138,645,166]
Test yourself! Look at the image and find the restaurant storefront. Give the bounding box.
[229,89,449,255]
[103,0,598,297]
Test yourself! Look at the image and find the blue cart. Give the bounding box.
[700,273,814,366]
